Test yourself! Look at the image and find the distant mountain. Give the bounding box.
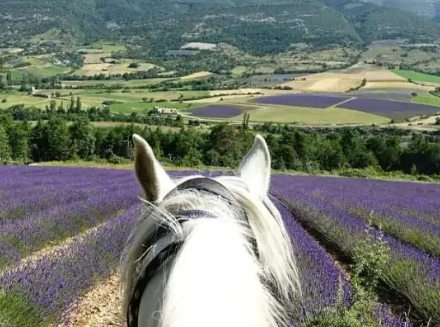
[320,0,440,19]
[363,0,440,20]
[1,0,440,55]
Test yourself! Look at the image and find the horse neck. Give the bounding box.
[153,207,284,327]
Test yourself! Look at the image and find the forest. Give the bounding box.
[1,111,440,178]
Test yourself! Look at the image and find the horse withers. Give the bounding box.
[121,133,301,327]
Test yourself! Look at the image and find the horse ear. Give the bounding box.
[237,134,271,199]
[132,134,175,202]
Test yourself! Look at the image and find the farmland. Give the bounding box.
[337,98,440,120]
[3,50,440,126]
[186,91,440,124]
[189,105,244,118]
[253,94,351,108]
[393,70,440,84]
[1,166,439,326]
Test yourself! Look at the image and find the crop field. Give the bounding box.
[73,61,160,77]
[363,81,435,92]
[271,175,440,326]
[180,71,213,80]
[189,105,244,118]
[9,65,71,78]
[61,78,172,88]
[346,90,414,102]
[253,94,351,108]
[392,70,440,85]
[247,93,440,121]
[244,106,389,125]
[337,98,440,120]
[413,94,440,107]
[1,166,437,326]
[279,72,362,92]
[0,94,52,110]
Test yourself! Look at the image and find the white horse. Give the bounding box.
[121,133,301,327]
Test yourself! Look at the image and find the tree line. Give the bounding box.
[3,104,185,128]
[1,113,440,178]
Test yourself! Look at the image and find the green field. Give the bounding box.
[76,90,209,103]
[393,70,440,84]
[61,78,172,88]
[12,66,71,77]
[29,28,61,43]
[5,54,72,78]
[231,66,247,75]
[238,106,390,125]
[0,90,209,113]
[0,94,53,109]
[78,42,127,53]
[109,101,198,114]
[413,94,440,106]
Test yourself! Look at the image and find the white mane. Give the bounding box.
[120,134,301,327]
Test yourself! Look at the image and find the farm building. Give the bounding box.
[149,106,178,115]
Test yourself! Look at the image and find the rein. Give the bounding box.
[126,177,257,327]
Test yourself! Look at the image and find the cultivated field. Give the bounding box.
[1,166,439,326]
[73,61,160,77]
[187,90,440,124]
[61,78,171,88]
[180,71,213,80]
[278,69,405,93]
[393,69,440,85]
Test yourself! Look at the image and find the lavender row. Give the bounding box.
[0,204,141,327]
[1,182,129,223]
[271,175,440,324]
[275,202,352,322]
[0,183,139,272]
[283,176,440,259]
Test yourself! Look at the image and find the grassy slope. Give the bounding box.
[393,70,440,84]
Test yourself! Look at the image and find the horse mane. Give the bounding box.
[120,134,301,327]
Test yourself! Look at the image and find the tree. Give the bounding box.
[8,122,30,163]
[44,118,72,161]
[30,120,46,162]
[76,96,82,112]
[69,118,96,159]
[49,100,57,112]
[69,95,75,113]
[0,125,11,163]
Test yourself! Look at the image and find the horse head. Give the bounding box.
[121,133,301,327]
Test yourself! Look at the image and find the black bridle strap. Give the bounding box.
[164,177,239,206]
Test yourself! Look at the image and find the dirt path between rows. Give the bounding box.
[58,275,123,327]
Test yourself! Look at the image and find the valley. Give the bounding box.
[2,1,440,327]
[2,38,440,130]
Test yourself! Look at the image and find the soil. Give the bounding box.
[58,275,124,327]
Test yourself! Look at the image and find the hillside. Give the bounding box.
[321,0,440,20]
[1,0,440,55]
[364,0,440,20]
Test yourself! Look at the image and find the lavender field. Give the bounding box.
[253,94,350,108]
[0,166,439,326]
[189,105,243,118]
[337,98,440,119]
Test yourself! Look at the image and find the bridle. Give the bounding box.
[126,177,261,327]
